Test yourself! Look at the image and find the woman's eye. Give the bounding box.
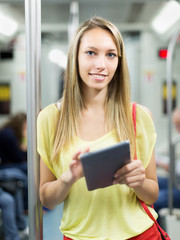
[86,51,95,56]
[107,53,116,58]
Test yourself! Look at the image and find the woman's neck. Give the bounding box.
[83,87,107,111]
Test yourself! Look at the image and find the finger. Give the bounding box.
[72,150,82,160]
[114,163,133,178]
[69,160,78,169]
[113,172,133,184]
[114,170,145,186]
[114,160,142,178]
[113,175,144,187]
[79,147,90,159]
[83,147,90,153]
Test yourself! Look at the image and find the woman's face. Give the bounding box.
[78,27,118,92]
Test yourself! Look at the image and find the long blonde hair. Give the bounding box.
[51,17,135,162]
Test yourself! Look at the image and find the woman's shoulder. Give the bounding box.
[38,103,59,118]
[137,104,152,118]
[37,103,60,126]
[135,103,153,121]
[37,103,60,138]
[134,103,156,134]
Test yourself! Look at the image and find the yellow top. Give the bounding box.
[37,103,157,240]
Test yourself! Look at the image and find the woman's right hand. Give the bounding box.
[61,147,90,184]
[40,147,90,209]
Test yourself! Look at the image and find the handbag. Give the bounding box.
[132,102,171,240]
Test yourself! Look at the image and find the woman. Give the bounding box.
[38,17,160,240]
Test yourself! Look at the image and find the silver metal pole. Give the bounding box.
[25,0,42,239]
[68,1,79,44]
[173,136,180,190]
[167,28,180,215]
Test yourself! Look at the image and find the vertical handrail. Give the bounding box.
[172,136,180,190]
[167,28,180,215]
[68,1,79,44]
[25,0,42,239]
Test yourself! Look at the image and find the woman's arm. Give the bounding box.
[39,149,89,209]
[39,159,70,209]
[113,150,159,205]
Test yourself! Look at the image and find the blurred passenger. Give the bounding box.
[0,113,28,210]
[0,187,28,240]
[154,108,180,214]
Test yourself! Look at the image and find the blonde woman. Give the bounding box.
[37,17,160,240]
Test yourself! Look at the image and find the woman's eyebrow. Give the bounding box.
[108,49,117,52]
[84,46,98,50]
[85,46,117,52]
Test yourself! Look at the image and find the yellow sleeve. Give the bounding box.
[37,104,57,176]
[136,105,157,168]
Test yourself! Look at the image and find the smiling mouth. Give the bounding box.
[89,73,108,79]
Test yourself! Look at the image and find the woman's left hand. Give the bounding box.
[113,159,146,188]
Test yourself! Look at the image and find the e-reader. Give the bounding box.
[80,140,130,191]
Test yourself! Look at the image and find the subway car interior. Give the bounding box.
[0,0,180,239]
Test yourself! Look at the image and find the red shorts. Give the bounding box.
[63,223,162,240]
[128,224,162,240]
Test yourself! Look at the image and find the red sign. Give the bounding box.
[158,49,168,59]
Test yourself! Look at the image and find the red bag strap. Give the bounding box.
[132,103,170,239]
[132,102,137,135]
[132,102,137,160]
[140,199,170,239]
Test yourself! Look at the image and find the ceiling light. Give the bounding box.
[48,49,67,69]
[0,13,18,36]
[151,0,180,34]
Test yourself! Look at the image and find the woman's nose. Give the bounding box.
[95,56,106,70]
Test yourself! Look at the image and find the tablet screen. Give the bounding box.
[80,140,130,191]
